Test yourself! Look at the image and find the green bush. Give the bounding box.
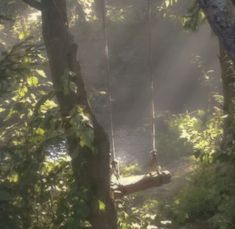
[172,163,235,229]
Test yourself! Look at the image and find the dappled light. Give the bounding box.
[1,0,235,228]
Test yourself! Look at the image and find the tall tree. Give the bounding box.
[199,0,235,62]
[22,0,117,228]
[199,0,235,156]
[219,43,235,154]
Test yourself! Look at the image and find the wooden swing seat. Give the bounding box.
[112,170,171,198]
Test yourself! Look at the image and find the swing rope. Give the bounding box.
[100,0,159,178]
[100,0,117,162]
[147,0,157,152]
[100,1,171,193]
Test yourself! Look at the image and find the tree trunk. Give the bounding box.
[219,43,235,153]
[220,44,235,117]
[40,1,117,228]
[198,0,235,62]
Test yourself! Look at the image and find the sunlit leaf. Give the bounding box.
[98,200,106,211]
[36,69,47,78]
[17,86,28,97]
[35,127,45,136]
[27,76,39,86]
[8,173,19,183]
[41,100,58,113]
[19,31,27,40]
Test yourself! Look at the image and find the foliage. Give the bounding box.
[1,1,235,229]
[117,196,160,229]
[0,3,103,227]
[158,0,206,31]
[153,105,223,164]
[0,38,58,228]
[158,0,179,11]
[0,37,96,228]
[172,162,235,229]
[120,163,141,177]
[156,113,193,163]
[180,1,205,31]
[171,108,223,163]
[0,38,44,96]
[169,101,235,228]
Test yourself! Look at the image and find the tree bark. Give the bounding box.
[40,1,117,228]
[198,0,235,62]
[219,43,235,153]
[198,1,235,157]
[220,43,235,117]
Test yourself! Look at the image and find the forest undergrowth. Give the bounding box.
[118,109,235,229]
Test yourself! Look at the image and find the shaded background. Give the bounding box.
[69,0,220,165]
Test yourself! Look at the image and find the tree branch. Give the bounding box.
[22,0,42,10]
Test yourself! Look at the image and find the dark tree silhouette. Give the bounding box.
[22,0,117,228]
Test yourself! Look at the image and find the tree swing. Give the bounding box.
[100,0,171,197]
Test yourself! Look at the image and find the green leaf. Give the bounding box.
[0,107,5,113]
[18,31,27,40]
[27,76,39,86]
[35,128,45,136]
[41,100,58,113]
[35,69,47,78]
[98,200,106,211]
[9,173,19,183]
[17,86,28,97]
